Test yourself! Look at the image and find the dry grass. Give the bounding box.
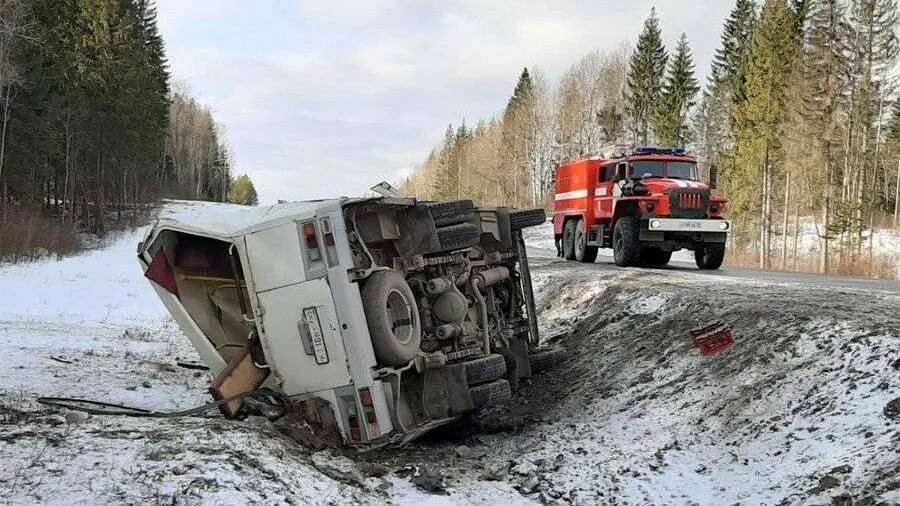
[726,248,897,280]
[0,205,80,263]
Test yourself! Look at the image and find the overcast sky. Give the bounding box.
[155,1,734,203]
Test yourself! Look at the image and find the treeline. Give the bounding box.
[0,0,238,243]
[402,0,900,275]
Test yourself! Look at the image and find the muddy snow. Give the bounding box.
[1,223,898,504]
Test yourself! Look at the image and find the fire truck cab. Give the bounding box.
[553,146,731,269]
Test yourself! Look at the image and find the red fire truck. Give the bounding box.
[553,146,731,269]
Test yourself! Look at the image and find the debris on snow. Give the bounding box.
[409,465,449,495]
[884,398,900,421]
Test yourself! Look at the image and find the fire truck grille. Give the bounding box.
[667,188,709,219]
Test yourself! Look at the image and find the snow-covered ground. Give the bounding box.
[1,215,898,504]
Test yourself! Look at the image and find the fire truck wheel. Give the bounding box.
[427,200,475,227]
[695,243,726,270]
[361,270,422,365]
[562,219,577,260]
[574,219,599,263]
[435,223,482,252]
[613,216,641,267]
[640,247,672,267]
[464,354,507,385]
[470,379,512,408]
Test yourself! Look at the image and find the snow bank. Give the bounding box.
[463,262,900,504]
[0,227,167,328]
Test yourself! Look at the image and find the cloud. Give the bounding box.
[155,0,734,203]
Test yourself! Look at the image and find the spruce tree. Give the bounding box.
[710,0,758,103]
[229,174,258,206]
[800,0,850,270]
[625,8,667,144]
[843,0,898,254]
[697,0,758,181]
[652,34,699,146]
[504,68,534,122]
[731,0,802,267]
[433,123,458,199]
[502,68,536,206]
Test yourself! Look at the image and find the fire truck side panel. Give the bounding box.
[595,162,616,222]
[553,159,600,235]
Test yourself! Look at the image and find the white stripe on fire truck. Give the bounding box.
[595,187,608,196]
[554,189,589,200]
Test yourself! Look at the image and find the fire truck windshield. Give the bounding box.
[632,161,665,178]
[631,160,697,180]
[667,161,698,180]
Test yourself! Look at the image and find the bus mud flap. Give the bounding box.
[514,230,540,350]
[421,365,471,420]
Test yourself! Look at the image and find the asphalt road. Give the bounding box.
[527,246,900,294]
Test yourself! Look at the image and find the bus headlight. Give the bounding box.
[650,219,662,229]
[719,221,730,230]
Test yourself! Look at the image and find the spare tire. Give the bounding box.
[464,354,507,385]
[361,270,421,365]
[427,200,475,227]
[509,208,547,230]
[470,379,512,408]
[529,346,566,373]
[435,223,481,252]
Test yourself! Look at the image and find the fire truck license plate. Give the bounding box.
[303,307,330,364]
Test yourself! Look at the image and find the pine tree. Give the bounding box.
[625,8,667,144]
[652,34,699,146]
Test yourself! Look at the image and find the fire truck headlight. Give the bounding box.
[650,219,662,229]
[719,221,730,231]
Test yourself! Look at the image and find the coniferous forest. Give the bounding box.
[0,0,250,260]
[402,0,900,277]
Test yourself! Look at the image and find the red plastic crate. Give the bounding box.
[690,321,734,356]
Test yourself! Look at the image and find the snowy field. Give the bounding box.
[0,213,898,504]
